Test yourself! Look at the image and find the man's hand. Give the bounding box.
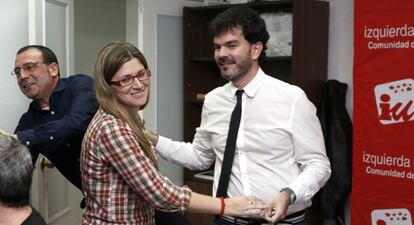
[260,191,290,223]
[0,129,17,139]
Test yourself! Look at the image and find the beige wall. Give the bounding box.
[74,0,126,76]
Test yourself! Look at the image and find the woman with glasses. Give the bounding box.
[80,41,266,225]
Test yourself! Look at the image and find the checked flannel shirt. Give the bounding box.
[81,109,191,225]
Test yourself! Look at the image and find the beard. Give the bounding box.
[218,56,253,82]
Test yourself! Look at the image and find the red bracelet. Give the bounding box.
[219,197,225,216]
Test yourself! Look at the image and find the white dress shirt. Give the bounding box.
[156,68,331,214]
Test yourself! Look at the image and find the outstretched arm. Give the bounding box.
[188,193,265,217]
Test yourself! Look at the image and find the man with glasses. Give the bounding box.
[8,45,99,208]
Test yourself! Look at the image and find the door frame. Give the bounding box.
[28,0,80,224]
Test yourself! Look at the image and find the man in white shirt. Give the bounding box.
[147,6,331,225]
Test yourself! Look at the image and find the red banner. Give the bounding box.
[353,0,414,224]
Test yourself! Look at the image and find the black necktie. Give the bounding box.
[216,89,244,197]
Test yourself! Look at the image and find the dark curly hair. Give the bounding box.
[209,6,270,61]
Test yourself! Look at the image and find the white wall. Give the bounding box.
[0,0,31,133]
[327,0,354,119]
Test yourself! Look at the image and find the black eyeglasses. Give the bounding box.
[109,69,151,87]
[11,62,46,76]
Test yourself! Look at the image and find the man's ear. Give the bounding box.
[251,42,263,60]
[48,62,59,77]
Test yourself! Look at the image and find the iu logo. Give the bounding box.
[371,208,412,225]
[374,78,414,125]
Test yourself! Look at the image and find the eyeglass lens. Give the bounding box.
[12,62,40,76]
[115,69,151,87]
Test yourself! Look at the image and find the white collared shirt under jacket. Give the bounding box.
[156,68,331,215]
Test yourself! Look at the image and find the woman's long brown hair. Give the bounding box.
[93,41,157,167]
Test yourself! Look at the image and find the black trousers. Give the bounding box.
[212,210,307,225]
[155,210,191,225]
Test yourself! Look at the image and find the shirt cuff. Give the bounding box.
[155,135,172,152]
[179,185,192,212]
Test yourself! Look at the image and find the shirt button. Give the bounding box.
[50,136,54,140]
[26,141,30,145]
[66,143,71,147]
[51,111,55,115]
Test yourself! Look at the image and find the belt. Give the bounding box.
[216,210,306,225]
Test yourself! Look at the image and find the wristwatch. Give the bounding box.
[280,187,296,205]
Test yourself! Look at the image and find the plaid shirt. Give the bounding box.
[81,109,191,225]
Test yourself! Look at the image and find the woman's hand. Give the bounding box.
[224,196,266,217]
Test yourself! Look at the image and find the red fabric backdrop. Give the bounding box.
[352,0,414,224]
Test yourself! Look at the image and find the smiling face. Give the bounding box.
[14,48,59,107]
[213,27,262,88]
[110,58,150,111]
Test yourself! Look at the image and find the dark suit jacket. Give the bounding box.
[316,80,353,219]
